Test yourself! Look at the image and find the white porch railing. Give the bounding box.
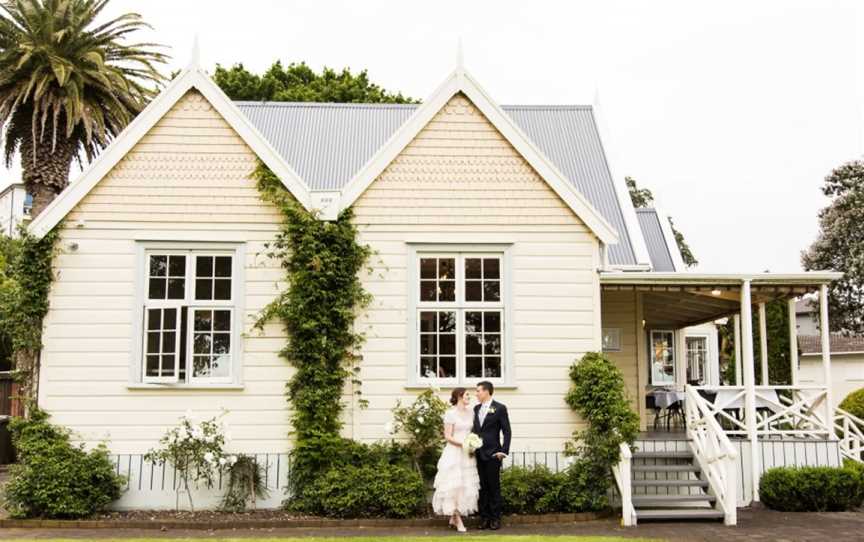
[611,442,635,527]
[833,407,864,461]
[684,385,737,526]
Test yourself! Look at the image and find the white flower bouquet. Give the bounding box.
[463,432,482,457]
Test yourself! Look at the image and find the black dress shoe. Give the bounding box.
[490,519,501,530]
[478,519,491,530]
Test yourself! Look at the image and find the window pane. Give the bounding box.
[465,280,482,302]
[211,354,230,377]
[465,311,482,333]
[213,310,231,331]
[149,255,167,277]
[194,333,212,355]
[439,334,455,355]
[148,278,166,300]
[420,357,436,378]
[465,258,482,279]
[484,312,501,332]
[419,312,436,332]
[466,334,481,355]
[197,256,213,278]
[483,258,500,279]
[167,278,185,299]
[168,255,186,277]
[483,281,500,302]
[438,258,455,280]
[484,357,502,377]
[419,281,436,302]
[438,311,456,333]
[193,355,210,377]
[438,280,455,302]
[484,334,501,355]
[195,279,212,300]
[213,333,230,354]
[420,259,437,279]
[146,332,160,353]
[163,332,177,353]
[466,357,483,378]
[146,355,160,377]
[164,308,177,329]
[162,354,176,372]
[215,256,232,277]
[214,279,232,300]
[194,310,212,332]
[147,309,161,330]
[438,357,456,378]
[420,334,437,355]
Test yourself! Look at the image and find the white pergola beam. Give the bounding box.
[740,280,760,502]
[758,302,769,385]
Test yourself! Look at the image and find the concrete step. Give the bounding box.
[633,451,693,459]
[635,508,725,521]
[632,494,716,506]
[632,464,699,473]
[633,479,710,488]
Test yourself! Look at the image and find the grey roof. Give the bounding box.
[635,208,676,272]
[798,334,864,355]
[235,100,638,266]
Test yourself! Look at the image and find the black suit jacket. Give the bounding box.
[472,400,512,462]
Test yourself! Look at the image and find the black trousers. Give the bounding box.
[476,457,502,521]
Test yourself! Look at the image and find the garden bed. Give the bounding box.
[0,509,608,530]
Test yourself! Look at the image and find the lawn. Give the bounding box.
[7,537,655,542]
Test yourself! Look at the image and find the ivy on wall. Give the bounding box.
[251,163,372,495]
[0,227,59,408]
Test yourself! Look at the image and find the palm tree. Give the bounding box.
[0,0,167,217]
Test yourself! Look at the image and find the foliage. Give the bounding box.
[759,465,864,512]
[251,163,372,502]
[0,0,166,215]
[2,409,124,518]
[564,352,639,508]
[220,454,269,512]
[802,160,864,333]
[145,412,230,511]
[293,463,425,519]
[390,387,448,482]
[840,388,864,420]
[718,299,793,386]
[213,61,416,103]
[501,464,609,515]
[626,176,697,267]
[0,227,59,405]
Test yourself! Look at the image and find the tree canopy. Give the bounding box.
[626,176,698,267]
[802,160,864,333]
[213,61,416,104]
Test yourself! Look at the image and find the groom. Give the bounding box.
[473,381,511,530]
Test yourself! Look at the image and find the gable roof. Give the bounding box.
[799,334,864,356]
[27,62,313,238]
[635,207,686,272]
[237,96,639,262]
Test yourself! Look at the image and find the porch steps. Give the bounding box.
[630,442,723,524]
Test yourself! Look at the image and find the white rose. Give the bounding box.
[416,416,424,424]
[414,428,420,433]
[177,428,188,440]
[204,452,215,463]
[229,455,238,465]
[218,457,227,466]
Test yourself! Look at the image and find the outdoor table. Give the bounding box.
[648,388,686,430]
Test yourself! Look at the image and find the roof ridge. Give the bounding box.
[233,101,594,110]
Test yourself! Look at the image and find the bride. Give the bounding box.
[432,387,480,532]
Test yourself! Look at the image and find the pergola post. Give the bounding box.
[740,279,760,502]
[820,284,832,424]
[758,302,769,385]
[733,314,742,386]
[788,298,799,386]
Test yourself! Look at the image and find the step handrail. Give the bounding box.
[684,384,738,526]
[611,442,636,526]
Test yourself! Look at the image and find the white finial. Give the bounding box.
[188,34,200,70]
[456,36,464,71]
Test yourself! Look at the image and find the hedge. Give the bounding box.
[760,464,864,512]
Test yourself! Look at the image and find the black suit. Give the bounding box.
[473,400,511,523]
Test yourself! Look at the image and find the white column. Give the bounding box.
[675,329,687,389]
[820,284,833,423]
[733,314,742,386]
[788,298,799,386]
[758,302,769,385]
[740,280,760,502]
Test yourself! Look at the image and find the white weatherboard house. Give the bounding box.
[27,54,862,523]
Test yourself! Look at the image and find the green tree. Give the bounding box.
[718,298,792,386]
[213,61,416,103]
[802,160,864,334]
[626,176,698,267]
[0,0,167,217]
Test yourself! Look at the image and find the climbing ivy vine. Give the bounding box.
[251,163,372,496]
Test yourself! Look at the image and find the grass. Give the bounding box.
[5,537,655,542]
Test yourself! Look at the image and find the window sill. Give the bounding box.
[403,383,518,391]
[127,383,245,391]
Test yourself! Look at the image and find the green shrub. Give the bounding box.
[292,463,425,518]
[501,466,559,515]
[501,463,609,515]
[840,388,864,420]
[760,465,864,512]
[2,410,124,518]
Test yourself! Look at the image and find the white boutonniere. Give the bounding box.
[488,407,496,414]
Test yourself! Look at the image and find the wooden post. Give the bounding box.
[820,284,833,423]
[733,314,742,386]
[788,298,799,386]
[740,279,760,502]
[758,302,769,385]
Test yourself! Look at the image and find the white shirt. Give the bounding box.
[479,399,493,426]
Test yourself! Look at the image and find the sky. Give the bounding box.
[3,0,863,273]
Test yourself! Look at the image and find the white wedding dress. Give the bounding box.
[432,407,481,516]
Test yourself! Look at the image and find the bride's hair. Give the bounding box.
[449,387,466,406]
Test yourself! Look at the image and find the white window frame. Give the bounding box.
[602,327,622,352]
[649,329,676,386]
[132,242,245,388]
[407,244,513,387]
[685,334,709,384]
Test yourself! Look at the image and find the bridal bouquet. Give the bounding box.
[463,433,482,457]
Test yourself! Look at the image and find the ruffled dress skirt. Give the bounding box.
[432,442,480,516]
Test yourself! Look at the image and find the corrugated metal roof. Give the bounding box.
[635,208,676,272]
[235,100,638,265]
